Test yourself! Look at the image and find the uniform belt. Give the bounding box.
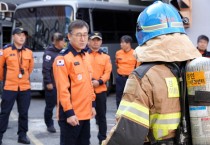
[152,138,175,145]
[118,74,129,78]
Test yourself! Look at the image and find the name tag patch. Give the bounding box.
[165,77,179,98]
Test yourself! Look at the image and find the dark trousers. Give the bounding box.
[0,89,31,140]
[95,91,107,143]
[116,75,128,108]
[58,120,90,145]
[44,88,57,127]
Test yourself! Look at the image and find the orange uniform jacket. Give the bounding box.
[88,49,112,94]
[116,49,138,76]
[0,44,34,91]
[53,44,96,120]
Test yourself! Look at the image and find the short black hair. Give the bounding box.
[120,35,132,43]
[68,19,89,33]
[197,35,209,43]
[51,32,64,42]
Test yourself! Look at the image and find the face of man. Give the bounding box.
[55,39,66,50]
[68,26,88,52]
[12,33,27,47]
[120,41,131,52]
[197,39,209,51]
[88,38,102,51]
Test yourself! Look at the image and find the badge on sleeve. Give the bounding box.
[0,51,3,56]
[45,55,51,61]
[57,60,64,66]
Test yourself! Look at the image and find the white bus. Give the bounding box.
[13,0,146,94]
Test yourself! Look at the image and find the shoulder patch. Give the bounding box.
[3,44,12,49]
[59,47,69,56]
[45,55,51,61]
[124,78,137,95]
[0,51,3,56]
[56,59,64,66]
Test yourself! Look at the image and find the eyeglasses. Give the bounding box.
[71,33,88,38]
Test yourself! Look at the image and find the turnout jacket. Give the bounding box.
[0,44,34,91]
[53,44,96,121]
[102,33,201,145]
[88,49,112,93]
[42,44,62,87]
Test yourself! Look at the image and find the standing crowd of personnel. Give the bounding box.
[0,18,138,144]
[0,1,210,145]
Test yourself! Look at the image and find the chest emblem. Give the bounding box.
[77,74,83,80]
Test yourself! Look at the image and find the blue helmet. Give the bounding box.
[136,1,186,46]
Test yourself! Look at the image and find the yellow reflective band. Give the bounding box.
[150,112,180,140]
[171,22,184,28]
[116,100,149,126]
[142,23,168,32]
[165,77,179,98]
[122,111,149,127]
[150,112,181,120]
[119,100,149,114]
[150,113,180,128]
[142,22,183,32]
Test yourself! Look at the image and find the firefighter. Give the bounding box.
[87,31,112,145]
[102,1,201,145]
[196,35,209,57]
[42,32,65,133]
[53,20,96,145]
[0,27,34,144]
[115,35,139,109]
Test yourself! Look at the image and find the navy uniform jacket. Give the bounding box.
[42,44,62,88]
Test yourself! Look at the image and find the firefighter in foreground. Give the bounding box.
[102,1,201,145]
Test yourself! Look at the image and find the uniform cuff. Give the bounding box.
[65,109,75,118]
[98,79,103,85]
[92,101,96,107]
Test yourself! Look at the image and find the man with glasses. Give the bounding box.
[53,20,96,145]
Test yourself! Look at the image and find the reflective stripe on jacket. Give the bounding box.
[0,45,34,91]
[103,64,181,145]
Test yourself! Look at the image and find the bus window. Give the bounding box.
[14,6,73,51]
[91,9,139,43]
[76,8,90,27]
